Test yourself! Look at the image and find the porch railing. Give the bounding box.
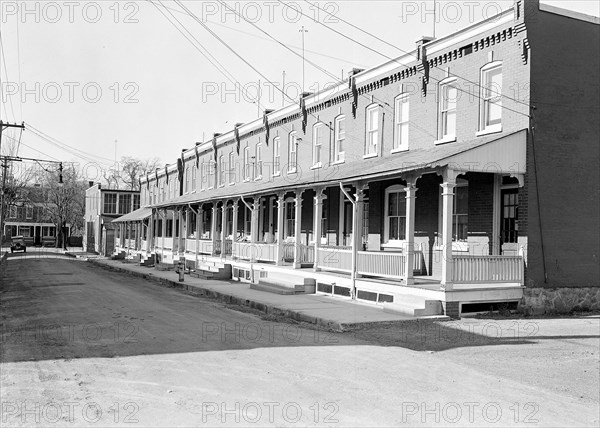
[298,244,315,264]
[186,239,197,253]
[316,247,352,273]
[453,255,524,284]
[233,242,278,262]
[357,251,406,279]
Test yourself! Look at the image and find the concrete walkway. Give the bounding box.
[87,258,449,331]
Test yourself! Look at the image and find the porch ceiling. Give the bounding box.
[153,129,527,208]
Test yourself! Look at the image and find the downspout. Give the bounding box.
[188,203,200,268]
[339,182,357,300]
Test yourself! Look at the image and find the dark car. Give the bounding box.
[10,236,26,253]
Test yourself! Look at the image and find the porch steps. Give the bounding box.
[139,253,155,267]
[382,295,443,317]
[250,281,297,295]
[256,274,316,295]
[189,261,232,281]
[111,250,126,260]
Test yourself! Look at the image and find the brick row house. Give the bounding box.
[4,198,67,246]
[112,2,599,317]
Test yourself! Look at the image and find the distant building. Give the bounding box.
[84,183,140,254]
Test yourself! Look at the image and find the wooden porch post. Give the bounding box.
[251,197,260,244]
[313,188,325,271]
[232,199,239,242]
[147,210,153,253]
[293,189,304,269]
[353,185,365,280]
[178,208,184,258]
[404,176,418,285]
[441,170,458,290]
[276,192,285,266]
[211,203,219,255]
[220,202,227,257]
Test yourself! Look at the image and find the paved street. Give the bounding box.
[1,258,598,427]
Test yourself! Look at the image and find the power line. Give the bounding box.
[0,32,17,123]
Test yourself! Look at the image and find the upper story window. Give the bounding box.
[191,165,197,191]
[384,185,406,243]
[26,206,33,219]
[200,162,207,191]
[480,62,503,133]
[208,160,216,189]
[312,123,324,167]
[365,105,379,156]
[104,193,117,214]
[228,151,235,185]
[255,143,263,179]
[334,115,345,163]
[243,146,250,181]
[133,194,140,210]
[9,206,17,219]
[185,166,190,193]
[439,78,458,142]
[119,193,132,214]
[393,94,410,151]
[288,132,297,173]
[273,137,281,175]
[219,154,226,186]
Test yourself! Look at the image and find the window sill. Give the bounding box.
[272,172,281,178]
[310,163,322,170]
[363,153,378,160]
[476,126,502,137]
[390,147,409,154]
[331,160,345,166]
[434,136,457,145]
[254,176,262,181]
[287,169,297,175]
[229,182,235,186]
[381,242,406,249]
[434,242,470,252]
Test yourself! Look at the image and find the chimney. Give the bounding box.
[416,36,435,60]
[348,68,364,80]
[88,181,94,188]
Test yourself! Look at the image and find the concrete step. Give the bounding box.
[258,276,316,294]
[155,262,174,271]
[250,282,297,295]
[382,299,443,317]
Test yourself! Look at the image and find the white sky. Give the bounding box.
[1,1,598,176]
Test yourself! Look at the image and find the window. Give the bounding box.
[285,200,295,237]
[312,123,324,167]
[104,193,117,214]
[243,147,250,181]
[192,165,197,191]
[480,62,502,132]
[228,151,235,185]
[19,226,31,237]
[334,115,345,162]
[26,206,33,219]
[439,79,458,141]
[385,185,406,243]
[394,94,410,151]
[200,162,207,191]
[9,206,16,219]
[219,155,226,186]
[365,105,379,156]
[185,166,190,193]
[288,132,297,173]
[255,143,263,179]
[133,194,140,210]
[119,194,132,214]
[453,183,468,241]
[208,160,216,189]
[273,137,281,175]
[42,226,56,237]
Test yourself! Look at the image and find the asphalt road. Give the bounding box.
[1,258,598,427]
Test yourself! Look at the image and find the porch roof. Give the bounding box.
[112,206,152,223]
[153,129,527,208]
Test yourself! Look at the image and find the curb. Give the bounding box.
[87,259,450,332]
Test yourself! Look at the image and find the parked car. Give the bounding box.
[10,236,26,253]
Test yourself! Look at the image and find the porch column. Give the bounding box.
[220,202,227,257]
[232,199,239,242]
[171,210,177,252]
[161,209,167,260]
[276,192,285,266]
[147,210,153,252]
[440,171,458,290]
[178,208,184,257]
[293,189,304,269]
[353,185,366,280]
[404,178,418,285]
[211,203,219,255]
[313,188,325,271]
[251,197,260,243]
[267,197,274,243]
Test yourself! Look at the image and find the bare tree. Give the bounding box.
[119,156,161,190]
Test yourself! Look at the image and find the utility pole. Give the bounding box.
[299,26,308,93]
[0,120,26,244]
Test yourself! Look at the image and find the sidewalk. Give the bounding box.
[88,258,449,331]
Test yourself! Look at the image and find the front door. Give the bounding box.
[500,188,519,255]
[34,226,42,246]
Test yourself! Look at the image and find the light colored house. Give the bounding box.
[113,1,599,317]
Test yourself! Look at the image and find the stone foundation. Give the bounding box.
[521,287,600,314]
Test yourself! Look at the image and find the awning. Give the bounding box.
[153,129,527,208]
[112,206,152,223]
